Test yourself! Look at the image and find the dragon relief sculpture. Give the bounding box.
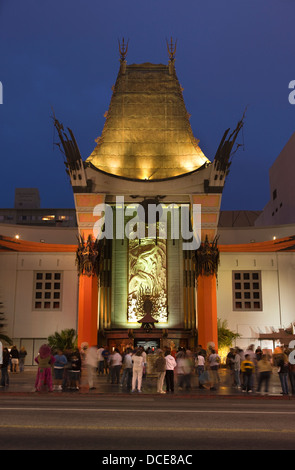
[76,234,104,277]
[194,235,220,278]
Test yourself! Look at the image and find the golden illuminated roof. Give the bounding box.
[86,62,210,180]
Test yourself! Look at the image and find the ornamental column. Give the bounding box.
[76,235,104,348]
[194,236,220,350]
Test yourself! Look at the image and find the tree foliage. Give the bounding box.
[218,318,240,348]
[47,328,77,352]
[0,301,12,345]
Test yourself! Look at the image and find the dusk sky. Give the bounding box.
[0,0,295,211]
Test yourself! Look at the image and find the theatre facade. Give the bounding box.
[1,43,295,364]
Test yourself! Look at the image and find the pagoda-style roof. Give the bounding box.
[86,62,209,180]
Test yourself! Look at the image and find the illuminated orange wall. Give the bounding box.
[77,274,99,347]
[197,274,218,350]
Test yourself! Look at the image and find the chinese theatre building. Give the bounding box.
[4,42,295,364]
[53,40,244,352]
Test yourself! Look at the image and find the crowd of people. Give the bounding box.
[1,341,295,396]
[224,344,295,395]
[0,345,28,387]
[34,345,82,392]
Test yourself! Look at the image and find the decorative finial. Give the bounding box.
[166,37,177,62]
[118,37,129,62]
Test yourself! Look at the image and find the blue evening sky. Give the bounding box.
[0,0,294,211]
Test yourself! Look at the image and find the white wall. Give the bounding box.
[217,252,295,348]
[0,252,78,341]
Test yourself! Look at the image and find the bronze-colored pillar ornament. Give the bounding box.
[194,235,220,279]
[76,234,104,278]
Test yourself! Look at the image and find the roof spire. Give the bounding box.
[166,37,177,75]
[118,37,129,62]
[166,37,177,62]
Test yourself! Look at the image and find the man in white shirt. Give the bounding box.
[97,346,105,375]
[85,345,98,390]
[165,350,176,393]
[110,348,122,384]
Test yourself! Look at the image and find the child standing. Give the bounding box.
[241,354,255,393]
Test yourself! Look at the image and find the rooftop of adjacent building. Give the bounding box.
[0,188,77,228]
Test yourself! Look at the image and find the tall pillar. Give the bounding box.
[197,274,218,349]
[76,235,103,348]
[78,274,98,348]
[195,236,220,350]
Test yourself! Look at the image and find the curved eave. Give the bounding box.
[219,236,295,252]
[0,235,77,253]
[1,234,295,253]
[85,161,210,183]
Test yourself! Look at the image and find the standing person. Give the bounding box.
[10,345,19,373]
[177,351,192,391]
[35,344,55,392]
[132,349,144,393]
[257,354,272,395]
[208,349,221,390]
[0,347,10,388]
[154,350,166,394]
[68,349,82,391]
[234,348,241,389]
[102,346,110,377]
[97,346,105,375]
[121,348,133,391]
[277,352,289,395]
[110,348,122,384]
[245,344,257,384]
[19,347,27,373]
[196,352,205,382]
[140,347,147,379]
[255,346,263,362]
[226,348,236,386]
[241,354,255,393]
[85,345,98,390]
[53,349,68,391]
[165,349,177,393]
[289,354,295,396]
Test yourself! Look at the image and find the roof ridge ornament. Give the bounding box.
[118,37,129,62]
[166,36,177,62]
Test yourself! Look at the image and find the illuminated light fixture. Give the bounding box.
[15,234,20,239]
[42,215,55,221]
[273,236,277,240]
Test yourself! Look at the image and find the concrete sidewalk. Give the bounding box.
[0,366,293,398]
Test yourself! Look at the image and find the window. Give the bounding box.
[232,271,262,311]
[33,271,62,310]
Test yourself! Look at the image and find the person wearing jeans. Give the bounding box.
[0,348,10,387]
[257,355,272,394]
[121,349,133,390]
[278,354,289,395]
